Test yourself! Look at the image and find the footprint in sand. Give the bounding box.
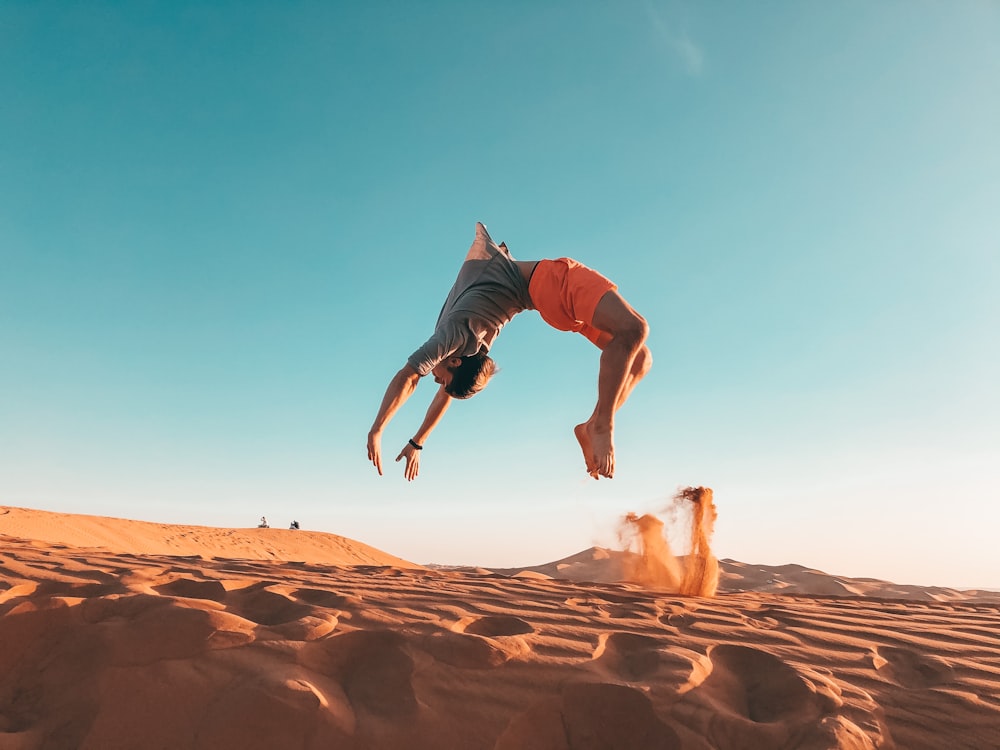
[79,595,256,664]
[702,644,826,722]
[154,578,227,602]
[420,630,515,669]
[750,605,811,630]
[593,632,665,680]
[226,584,313,626]
[593,632,708,690]
[271,613,339,642]
[418,615,537,668]
[604,602,661,619]
[291,587,363,609]
[564,597,615,619]
[674,643,884,750]
[299,630,418,718]
[458,614,534,637]
[660,611,696,629]
[186,675,357,748]
[496,682,682,750]
[36,579,125,599]
[870,646,954,689]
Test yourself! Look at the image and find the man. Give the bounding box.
[367,222,651,481]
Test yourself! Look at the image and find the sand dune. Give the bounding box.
[2,506,999,749]
[0,506,419,568]
[490,547,1000,603]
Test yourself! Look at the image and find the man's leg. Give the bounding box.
[574,344,651,477]
[575,290,650,479]
[609,342,652,410]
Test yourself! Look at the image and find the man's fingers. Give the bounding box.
[392,448,418,481]
[367,435,384,475]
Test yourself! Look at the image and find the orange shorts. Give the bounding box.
[528,258,617,345]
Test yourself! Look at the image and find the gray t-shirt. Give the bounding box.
[407,223,533,376]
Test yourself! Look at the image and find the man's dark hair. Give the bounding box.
[445,350,497,399]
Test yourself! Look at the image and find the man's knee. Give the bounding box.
[591,291,648,345]
[616,313,648,350]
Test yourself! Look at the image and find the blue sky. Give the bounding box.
[2,1,998,587]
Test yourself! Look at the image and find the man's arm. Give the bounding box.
[395,385,452,481]
[368,364,422,475]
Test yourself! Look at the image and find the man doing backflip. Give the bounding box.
[367,222,651,481]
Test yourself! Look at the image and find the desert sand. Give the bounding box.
[2,505,999,749]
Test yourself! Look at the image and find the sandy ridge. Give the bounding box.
[0,505,420,569]
[489,546,1000,603]
[2,507,999,749]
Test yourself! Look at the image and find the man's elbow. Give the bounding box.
[394,364,422,392]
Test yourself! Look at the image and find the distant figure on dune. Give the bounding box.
[257,516,269,529]
[289,520,300,530]
[368,222,651,481]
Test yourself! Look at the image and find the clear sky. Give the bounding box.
[2,1,998,588]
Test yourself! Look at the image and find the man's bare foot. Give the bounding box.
[574,423,600,479]
[585,421,615,478]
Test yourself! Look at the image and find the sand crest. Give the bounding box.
[2,506,999,749]
[0,506,418,568]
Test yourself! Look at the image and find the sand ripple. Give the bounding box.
[2,508,1000,749]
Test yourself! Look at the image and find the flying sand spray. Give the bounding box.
[619,486,719,596]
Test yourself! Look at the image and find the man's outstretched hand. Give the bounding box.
[396,442,420,481]
[368,430,421,481]
[367,430,383,475]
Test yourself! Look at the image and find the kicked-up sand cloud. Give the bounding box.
[620,486,719,596]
